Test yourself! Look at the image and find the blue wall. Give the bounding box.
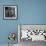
[0,0,19,44]
[20,0,46,24]
[0,0,46,44]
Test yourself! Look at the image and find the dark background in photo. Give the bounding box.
[5,7,15,17]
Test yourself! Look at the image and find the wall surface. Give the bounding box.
[20,0,46,24]
[0,0,19,44]
[0,0,46,45]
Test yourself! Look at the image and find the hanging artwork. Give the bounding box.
[3,5,17,19]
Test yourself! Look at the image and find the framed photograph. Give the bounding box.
[3,5,17,19]
[18,24,46,42]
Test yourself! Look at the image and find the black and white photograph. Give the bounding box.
[18,25,46,46]
[3,5,17,19]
